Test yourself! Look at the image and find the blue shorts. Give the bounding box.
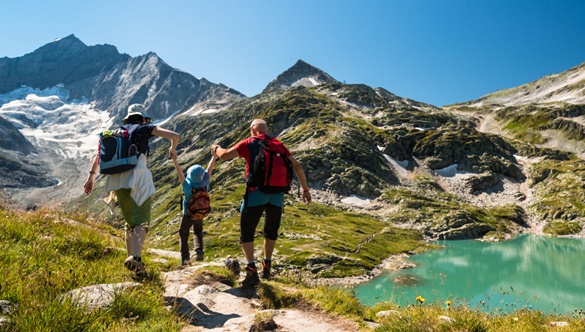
[240,190,284,211]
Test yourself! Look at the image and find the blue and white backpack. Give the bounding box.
[98,124,141,174]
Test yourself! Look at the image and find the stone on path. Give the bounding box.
[62,282,142,310]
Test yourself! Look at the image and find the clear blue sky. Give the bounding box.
[2,0,585,106]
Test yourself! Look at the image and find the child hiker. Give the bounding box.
[171,149,217,265]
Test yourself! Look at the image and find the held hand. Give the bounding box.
[169,148,177,160]
[211,145,219,158]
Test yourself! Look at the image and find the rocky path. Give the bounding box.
[155,250,360,332]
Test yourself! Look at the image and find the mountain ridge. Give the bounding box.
[453,60,585,107]
[0,35,247,201]
[0,35,246,122]
[1,36,585,247]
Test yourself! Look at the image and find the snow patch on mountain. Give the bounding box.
[0,85,69,106]
[381,152,408,178]
[0,85,115,205]
[290,77,320,88]
[0,86,111,160]
[341,194,371,206]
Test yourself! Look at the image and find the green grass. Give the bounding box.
[0,204,184,331]
[501,112,549,144]
[543,221,583,236]
[494,104,585,146]
[3,202,585,331]
[367,300,585,332]
[255,271,585,332]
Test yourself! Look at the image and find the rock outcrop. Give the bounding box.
[0,116,35,154]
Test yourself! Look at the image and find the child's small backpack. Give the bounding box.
[247,137,293,194]
[187,187,211,220]
[98,124,140,174]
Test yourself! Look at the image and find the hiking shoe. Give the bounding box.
[181,258,191,266]
[241,265,260,288]
[124,256,145,272]
[261,259,272,279]
[195,250,204,261]
[225,256,241,276]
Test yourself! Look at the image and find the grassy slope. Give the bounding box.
[8,84,585,329]
[70,85,547,275]
[0,204,183,331]
[2,204,585,331]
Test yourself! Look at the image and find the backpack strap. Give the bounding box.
[122,123,149,156]
[246,137,261,186]
[244,137,262,209]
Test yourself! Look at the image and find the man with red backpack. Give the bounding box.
[212,119,311,287]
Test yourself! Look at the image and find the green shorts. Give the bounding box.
[115,188,152,230]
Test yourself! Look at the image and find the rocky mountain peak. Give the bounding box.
[0,34,125,95]
[0,36,247,197]
[262,59,339,93]
[34,34,88,56]
[459,60,585,107]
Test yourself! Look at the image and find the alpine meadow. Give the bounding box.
[2,35,585,331]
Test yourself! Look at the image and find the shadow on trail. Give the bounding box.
[165,295,241,327]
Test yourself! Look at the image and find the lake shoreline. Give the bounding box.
[314,228,585,288]
[311,252,417,287]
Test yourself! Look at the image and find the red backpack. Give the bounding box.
[187,187,211,220]
[247,137,293,194]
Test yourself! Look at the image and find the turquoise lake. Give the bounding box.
[353,235,585,314]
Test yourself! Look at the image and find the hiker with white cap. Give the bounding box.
[83,103,180,278]
[171,149,218,265]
